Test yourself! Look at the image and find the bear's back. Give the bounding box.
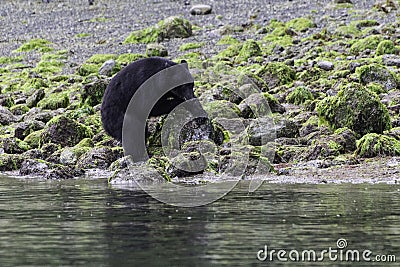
[101,57,177,140]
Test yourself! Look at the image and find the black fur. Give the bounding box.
[100,57,196,141]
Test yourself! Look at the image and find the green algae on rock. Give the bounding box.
[317,83,391,136]
[254,62,295,89]
[124,16,192,44]
[349,35,382,54]
[40,115,93,147]
[179,42,204,51]
[236,39,262,63]
[286,86,314,105]
[355,133,400,157]
[376,40,397,56]
[13,38,53,53]
[356,64,398,90]
[37,92,69,110]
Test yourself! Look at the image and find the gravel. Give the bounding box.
[1,0,393,71]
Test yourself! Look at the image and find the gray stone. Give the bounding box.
[317,61,334,71]
[146,43,168,57]
[0,106,16,125]
[382,54,400,67]
[190,4,212,15]
[26,88,45,108]
[98,59,116,76]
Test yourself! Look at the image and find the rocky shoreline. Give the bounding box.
[0,0,399,183]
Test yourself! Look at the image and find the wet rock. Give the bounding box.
[22,149,44,160]
[19,159,84,179]
[109,155,133,171]
[26,88,45,108]
[40,115,93,147]
[19,159,49,176]
[382,54,400,67]
[146,43,168,57]
[23,129,43,149]
[0,136,29,154]
[14,120,45,140]
[0,106,16,126]
[98,59,116,76]
[299,138,342,161]
[108,161,166,185]
[247,117,299,146]
[299,116,319,137]
[239,93,285,118]
[0,154,24,171]
[317,83,391,136]
[190,4,212,15]
[60,146,90,165]
[23,108,55,124]
[202,100,241,119]
[41,143,61,159]
[81,78,108,106]
[357,64,398,90]
[334,127,357,152]
[76,147,121,169]
[167,152,207,177]
[317,61,334,71]
[355,133,400,157]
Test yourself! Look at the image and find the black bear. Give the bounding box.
[100,57,203,142]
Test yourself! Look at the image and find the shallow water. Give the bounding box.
[0,175,398,266]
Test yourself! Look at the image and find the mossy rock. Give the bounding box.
[349,35,382,54]
[355,133,400,157]
[24,129,44,149]
[286,17,316,32]
[217,36,240,45]
[14,120,45,140]
[316,83,391,136]
[146,44,168,57]
[77,63,99,76]
[0,154,24,171]
[202,100,241,119]
[124,16,192,44]
[13,38,53,53]
[235,39,262,63]
[356,64,398,90]
[179,42,204,51]
[0,135,30,154]
[40,115,93,147]
[78,54,120,76]
[286,86,314,105]
[80,79,108,106]
[9,104,29,115]
[60,146,91,165]
[376,40,397,56]
[86,54,117,64]
[116,53,145,66]
[37,92,70,110]
[33,59,64,74]
[254,62,295,88]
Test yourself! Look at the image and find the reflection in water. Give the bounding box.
[0,175,398,266]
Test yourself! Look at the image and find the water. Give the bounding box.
[0,175,398,266]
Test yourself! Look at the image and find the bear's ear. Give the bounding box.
[180,59,189,69]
